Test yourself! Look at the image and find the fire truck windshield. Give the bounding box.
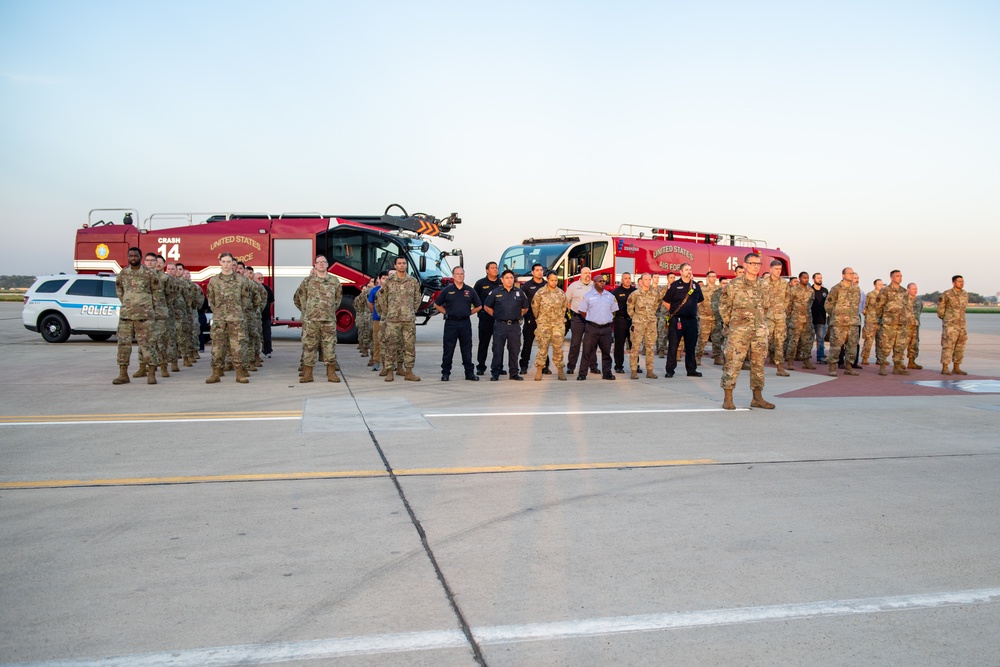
[499,243,571,276]
[407,239,452,287]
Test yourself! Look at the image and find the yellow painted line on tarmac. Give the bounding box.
[0,459,715,490]
[0,410,302,425]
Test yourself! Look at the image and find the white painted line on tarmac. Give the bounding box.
[425,407,748,417]
[9,587,999,666]
[0,417,301,427]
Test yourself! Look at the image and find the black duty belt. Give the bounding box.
[497,319,522,325]
[586,321,612,328]
[445,316,470,321]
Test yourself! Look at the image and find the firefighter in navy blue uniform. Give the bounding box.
[518,263,550,375]
[473,262,502,375]
[663,263,705,378]
[611,273,636,373]
[483,269,529,381]
[433,267,482,381]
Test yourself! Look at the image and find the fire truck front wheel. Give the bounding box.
[336,295,359,345]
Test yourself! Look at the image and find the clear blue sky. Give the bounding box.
[2,0,997,296]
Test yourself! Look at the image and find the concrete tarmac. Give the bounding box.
[1,303,999,666]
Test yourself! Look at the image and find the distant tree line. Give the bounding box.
[0,275,35,289]
[919,291,996,304]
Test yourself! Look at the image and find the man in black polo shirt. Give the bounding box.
[662,263,704,378]
[518,263,550,376]
[483,269,529,381]
[611,272,636,374]
[474,262,502,375]
[433,266,482,382]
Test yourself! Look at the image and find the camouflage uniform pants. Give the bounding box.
[165,312,179,362]
[358,314,372,352]
[302,320,337,367]
[239,317,254,367]
[696,315,715,358]
[141,318,169,367]
[877,323,907,365]
[710,315,725,357]
[211,320,245,370]
[178,312,193,358]
[117,319,155,367]
[722,325,767,390]
[383,321,416,368]
[371,321,383,364]
[630,319,658,373]
[249,312,262,358]
[905,325,919,362]
[861,320,879,362]
[656,312,668,355]
[534,321,565,369]
[940,325,967,365]
[828,324,860,366]
[190,310,200,353]
[785,318,814,361]
[767,318,787,364]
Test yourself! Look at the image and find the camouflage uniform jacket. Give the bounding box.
[151,271,170,319]
[765,275,789,321]
[182,279,203,310]
[711,285,724,319]
[863,289,880,323]
[168,275,188,317]
[786,282,814,322]
[380,273,421,322]
[354,286,371,319]
[937,288,967,326]
[698,282,719,318]
[250,280,266,315]
[825,282,862,326]
[627,286,661,322]
[720,276,771,333]
[874,283,908,326]
[532,287,567,327]
[115,265,158,320]
[293,273,343,322]
[911,296,923,326]
[207,272,251,322]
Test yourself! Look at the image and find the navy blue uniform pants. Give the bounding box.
[666,316,699,374]
[442,319,474,376]
[491,321,522,377]
[580,322,613,377]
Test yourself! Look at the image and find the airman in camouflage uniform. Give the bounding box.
[184,270,203,360]
[532,271,568,380]
[165,262,188,373]
[784,272,816,369]
[244,266,265,370]
[937,275,969,375]
[764,261,791,376]
[710,278,727,366]
[695,271,719,361]
[720,254,773,410]
[173,263,194,366]
[206,253,253,384]
[873,269,909,375]
[381,256,422,381]
[860,279,883,365]
[626,272,661,379]
[355,282,373,356]
[293,255,343,383]
[656,275,670,357]
[137,253,172,379]
[904,282,923,370]
[824,267,862,377]
[113,247,159,385]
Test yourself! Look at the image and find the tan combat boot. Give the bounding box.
[384,367,395,382]
[361,349,368,357]
[299,366,314,383]
[828,362,838,377]
[183,356,193,367]
[235,365,249,383]
[404,367,421,381]
[535,368,543,381]
[557,367,567,381]
[397,362,405,375]
[713,354,723,366]
[132,362,147,378]
[776,363,789,377]
[206,368,221,383]
[907,359,922,370]
[750,389,775,409]
[953,364,968,376]
[631,370,639,379]
[158,363,169,378]
[171,360,180,373]
[845,365,859,376]
[225,361,234,371]
[112,366,130,385]
[941,364,952,375]
[327,364,340,383]
[646,367,658,379]
[892,364,909,375]
[802,359,816,369]
[367,358,375,367]
[879,363,888,376]
[722,388,736,410]
[147,366,157,384]
[379,365,389,377]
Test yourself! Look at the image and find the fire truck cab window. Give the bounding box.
[567,242,608,275]
[320,229,364,274]
[499,243,570,277]
[66,279,103,297]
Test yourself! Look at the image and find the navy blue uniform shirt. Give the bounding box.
[484,286,528,321]
[663,279,704,318]
[434,283,481,317]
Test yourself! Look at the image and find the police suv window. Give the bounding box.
[66,279,103,297]
[36,280,68,294]
[102,281,118,298]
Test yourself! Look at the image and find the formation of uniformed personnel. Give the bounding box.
[610,272,636,374]
[206,253,252,384]
[433,267,481,381]
[662,263,704,378]
[785,271,816,369]
[380,256,422,382]
[873,269,911,376]
[824,267,862,377]
[484,269,529,381]
[518,263,549,376]
[293,255,343,383]
[531,270,568,381]
[904,282,923,370]
[860,279,884,365]
[627,272,660,379]
[112,247,159,385]
[938,275,969,376]
[764,261,790,376]
[695,270,719,362]
[720,253,774,410]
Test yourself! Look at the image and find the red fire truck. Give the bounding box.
[74,205,463,342]
[498,226,791,285]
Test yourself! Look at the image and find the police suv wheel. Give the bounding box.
[40,313,71,343]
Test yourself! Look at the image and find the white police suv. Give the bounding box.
[22,274,120,343]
